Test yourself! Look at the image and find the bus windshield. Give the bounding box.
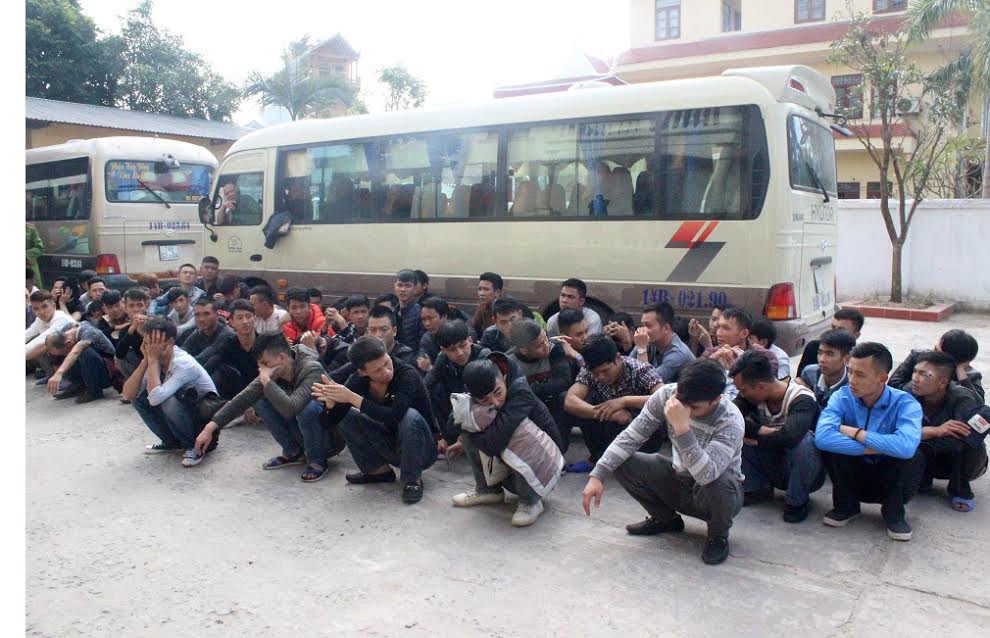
[104,160,214,204]
[787,115,837,196]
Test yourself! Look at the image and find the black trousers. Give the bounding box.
[567,413,664,462]
[920,438,989,500]
[822,449,926,523]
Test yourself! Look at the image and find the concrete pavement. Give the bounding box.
[26,314,990,637]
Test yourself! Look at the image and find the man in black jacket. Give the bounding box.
[731,350,824,523]
[313,336,438,504]
[424,320,491,448]
[451,357,562,527]
[506,319,573,451]
[889,329,984,402]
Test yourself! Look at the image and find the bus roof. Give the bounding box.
[226,69,799,155]
[722,65,835,114]
[26,136,218,167]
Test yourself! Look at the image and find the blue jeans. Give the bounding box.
[63,348,111,393]
[254,397,328,465]
[741,431,826,506]
[337,408,437,483]
[134,390,198,449]
[461,431,540,505]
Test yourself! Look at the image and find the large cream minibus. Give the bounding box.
[199,65,841,353]
[26,136,217,286]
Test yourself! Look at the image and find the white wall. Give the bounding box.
[837,199,990,308]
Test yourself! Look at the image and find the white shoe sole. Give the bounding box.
[182,456,204,468]
[823,512,861,528]
[511,502,544,527]
[452,493,504,507]
[887,528,912,541]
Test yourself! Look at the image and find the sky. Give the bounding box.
[78,0,631,125]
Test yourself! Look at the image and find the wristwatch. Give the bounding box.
[636,347,648,356]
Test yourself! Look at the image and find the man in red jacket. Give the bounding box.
[283,287,330,344]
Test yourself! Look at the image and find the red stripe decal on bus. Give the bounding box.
[669,221,706,246]
[692,221,719,247]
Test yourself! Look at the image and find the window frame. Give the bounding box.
[787,114,838,197]
[837,182,861,199]
[655,0,681,41]
[831,74,864,120]
[866,181,885,199]
[272,104,771,225]
[103,159,215,205]
[794,0,825,24]
[873,0,907,13]
[210,170,266,226]
[25,156,92,222]
[721,0,742,33]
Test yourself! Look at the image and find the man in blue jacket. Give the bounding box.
[815,342,924,541]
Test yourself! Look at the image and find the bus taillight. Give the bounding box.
[95,254,120,275]
[764,283,796,320]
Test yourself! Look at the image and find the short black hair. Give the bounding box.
[557,308,586,334]
[249,285,276,304]
[834,308,865,332]
[229,298,254,315]
[749,318,776,348]
[348,335,389,369]
[307,287,322,299]
[492,295,525,317]
[675,359,728,403]
[916,351,957,379]
[396,268,417,283]
[464,359,501,399]
[609,312,636,331]
[166,287,189,304]
[414,269,429,286]
[940,329,978,364]
[643,301,675,328]
[144,316,178,341]
[672,316,690,343]
[345,295,371,311]
[86,276,106,288]
[729,349,776,384]
[583,334,619,369]
[819,329,856,355]
[373,293,398,310]
[123,288,149,303]
[421,296,449,317]
[201,256,220,266]
[561,278,587,298]
[29,290,53,303]
[479,272,503,291]
[101,289,122,306]
[85,300,104,318]
[368,305,397,327]
[509,319,543,349]
[193,296,217,310]
[218,275,242,295]
[720,307,752,331]
[850,342,893,373]
[178,262,197,273]
[285,287,309,304]
[436,319,470,349]
[79,269,97,282]
[251,332,291,359]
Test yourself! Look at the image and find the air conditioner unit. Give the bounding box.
[896,97,921,115]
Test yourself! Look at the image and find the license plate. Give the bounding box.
[159,245,180,261]
[812,265,826,295]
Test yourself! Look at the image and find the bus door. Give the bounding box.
[26,156,95,283]
[201,152,268,279]
[103,159,214,276]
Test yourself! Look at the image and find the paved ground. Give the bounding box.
[26,314,990,637]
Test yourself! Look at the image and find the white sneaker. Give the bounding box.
[181,449,204,468]
[511,500,544,527]
[452,489,504,507]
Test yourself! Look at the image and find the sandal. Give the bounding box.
[301,463,328,483]
[951,496,975,513]
[262,454,306,470]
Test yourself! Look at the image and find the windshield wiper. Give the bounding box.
[804,162,830,203]
[136,178,171,209]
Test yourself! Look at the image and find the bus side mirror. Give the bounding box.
[198,196,211,224]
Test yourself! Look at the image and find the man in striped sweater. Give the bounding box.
[581,358,744,565]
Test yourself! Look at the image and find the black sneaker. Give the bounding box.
[74,390,104,404]
[53,384,84,400]
[402,479,424,504]
[782,500,810,524]
[886,519,912,541]
[345,469,397,484]
[625,516,685,536]
[743,487,774,507]
[823,508,862,527]
[702,536,730,565]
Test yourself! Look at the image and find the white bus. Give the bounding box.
[26,137,218,286]
[199,65,840,353]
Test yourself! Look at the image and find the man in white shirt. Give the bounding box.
[26,290,76,366]
[122,316,218,467]
[250,285,289,335]
[545,278,603,337]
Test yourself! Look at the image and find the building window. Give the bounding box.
[831,74,863,120]
[874,0,907,12]
[794,0,825,23]
[655,0,681,40]
[722,0,742,32]
[866,181,885,199]
[837,182,861,199]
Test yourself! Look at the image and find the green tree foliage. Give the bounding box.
[828,3,970,301]
[26,0,121,106]
[377,64,428,111]
[243,36,357,120]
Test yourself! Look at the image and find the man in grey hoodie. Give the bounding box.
[581,358,744,565]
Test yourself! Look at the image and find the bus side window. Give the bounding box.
[507,123,578,217]
[214,172,263,226]
[577,118,654,217]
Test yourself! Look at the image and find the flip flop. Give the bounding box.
[262,454,306,470]
[301,464,328,483]
[565,460,593,473]
[950,496,975,513]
